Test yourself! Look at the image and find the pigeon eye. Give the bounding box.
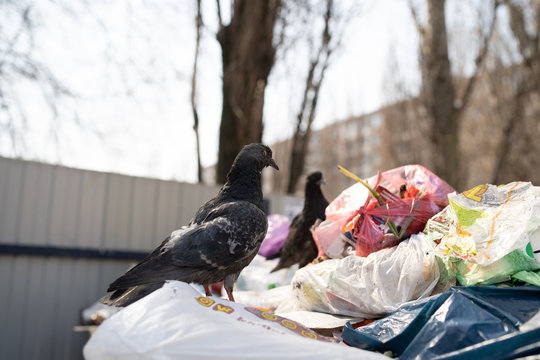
[262,150,267,157]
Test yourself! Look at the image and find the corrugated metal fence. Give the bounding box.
[0,157,302,360]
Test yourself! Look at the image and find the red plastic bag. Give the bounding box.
[313,165,454,258]
[349,193,445,256]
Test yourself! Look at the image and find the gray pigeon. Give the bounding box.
[101,143,279,306]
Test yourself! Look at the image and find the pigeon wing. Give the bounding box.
[171,201,268,268]
[107,201,267,290]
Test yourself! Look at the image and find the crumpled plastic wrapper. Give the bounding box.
[424,182,540,286]
[429,182,540,265]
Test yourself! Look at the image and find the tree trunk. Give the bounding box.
[493,0,540,184]
[287,130,309,194]
[216,0,281,184]
[409,0,498,190]
[191,0,203,183]
[286,0,334,194]
[420,0,459,189]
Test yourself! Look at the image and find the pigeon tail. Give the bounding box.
[100,283,164,307]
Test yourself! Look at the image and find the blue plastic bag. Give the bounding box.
[342,286,540,359]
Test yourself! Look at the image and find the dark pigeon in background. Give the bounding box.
[270,171,328,272]
[101,143,279,306]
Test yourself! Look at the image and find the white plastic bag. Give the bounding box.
[83,281,386,360]
[283,234,439,318]
[233,285,292,311]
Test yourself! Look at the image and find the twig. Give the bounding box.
[457,0,499,113]
[216,0,223,29]
[408,0,425,37]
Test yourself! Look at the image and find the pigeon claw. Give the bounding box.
[225,286,235,302]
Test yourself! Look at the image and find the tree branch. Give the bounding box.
[287,0,337,193]
[504,0,540,81]
[408,0,425,37]
[216,0,223,29]
[504,0,531,59]
[456,0,499,115]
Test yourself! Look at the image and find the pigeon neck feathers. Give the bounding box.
[217,159,265,210]
[303,180,328,216]
[215,143,277,211]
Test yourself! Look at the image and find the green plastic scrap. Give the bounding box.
[512,269,540,287]
[449,199,487,227]
[456,249,540,286]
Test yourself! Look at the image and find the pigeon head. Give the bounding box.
[306,171,325,186]
[233,143,279,173]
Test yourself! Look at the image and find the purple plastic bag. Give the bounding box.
[258,214,290,258]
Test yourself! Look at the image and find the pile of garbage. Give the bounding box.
[83,165,540,359]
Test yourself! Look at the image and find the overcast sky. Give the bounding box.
[2,0,423,183]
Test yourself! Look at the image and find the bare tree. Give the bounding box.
[492,0,540,184]
[409,0,499,190]
[286,0,333,193]
[0,0,161,161]
[215,0,282,184]
[0,2,72,155]
[285,0,353,194]
[191,0,203,183]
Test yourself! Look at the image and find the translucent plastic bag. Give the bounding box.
[235,255,297,292]
[287,234,440,318]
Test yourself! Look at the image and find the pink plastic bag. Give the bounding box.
[258,214,290,258]
[313,165,454,258]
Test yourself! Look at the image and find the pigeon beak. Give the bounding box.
[268,159,279,171]
[318,178,327,185]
